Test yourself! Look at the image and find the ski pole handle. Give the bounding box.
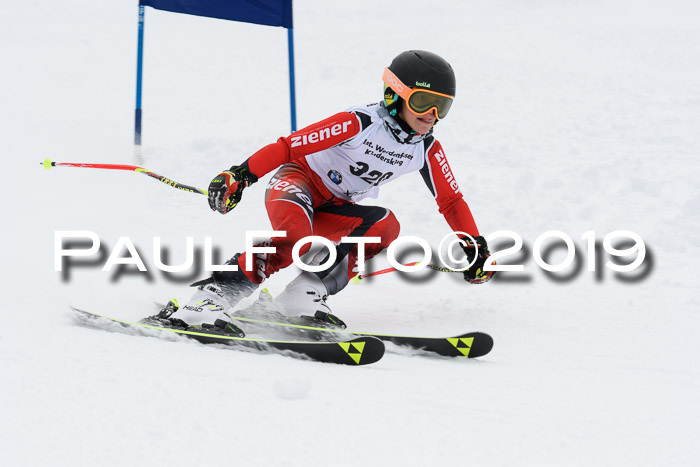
[41,158,208,196]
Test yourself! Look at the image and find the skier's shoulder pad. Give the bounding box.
[345,103,381,132]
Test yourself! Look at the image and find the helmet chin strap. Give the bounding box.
[378,102,433,144]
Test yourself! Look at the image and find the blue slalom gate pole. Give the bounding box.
[134,4,145,163]
[287,27,297,132]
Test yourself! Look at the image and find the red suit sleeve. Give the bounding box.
[420,140,480,237]
[243,112,361,178]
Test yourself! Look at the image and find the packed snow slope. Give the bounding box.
[2,0,699,465]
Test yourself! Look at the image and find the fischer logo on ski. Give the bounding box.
[338,341,366,364]
[446,337,474,357]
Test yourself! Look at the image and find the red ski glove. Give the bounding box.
[207,165,258,214]
[461,235,496,284]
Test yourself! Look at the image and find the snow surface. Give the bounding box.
[2,0,700,465]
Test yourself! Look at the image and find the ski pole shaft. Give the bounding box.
[41,158,208,196]
[354,262,460,281]
[355,262,419,280]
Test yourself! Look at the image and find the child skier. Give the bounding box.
[158,50,495,335]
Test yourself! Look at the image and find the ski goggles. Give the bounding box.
[382,67,454,120]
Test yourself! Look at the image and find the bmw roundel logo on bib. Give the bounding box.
[327,170,342,184]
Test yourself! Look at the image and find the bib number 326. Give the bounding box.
[349,162,393,186]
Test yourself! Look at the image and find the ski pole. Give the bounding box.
[354,262,460,281]
[41,158,208,196]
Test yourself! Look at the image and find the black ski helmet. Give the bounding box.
[383,50,456,117]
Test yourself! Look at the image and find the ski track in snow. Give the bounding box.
[2,0,699,465]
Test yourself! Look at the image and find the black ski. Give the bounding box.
[368,331,493,358]
[71,307,384,366]
[230,315,494,358]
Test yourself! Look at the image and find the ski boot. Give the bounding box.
[232,288,284,320]
[141,298,180,326]
[268,272,347,329]
[305,309,346,329]
[155,254,257,337]
[147,290,246,338]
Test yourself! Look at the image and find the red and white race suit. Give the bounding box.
[235,103,481,292]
